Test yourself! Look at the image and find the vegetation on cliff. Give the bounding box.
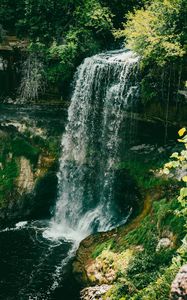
[0,120,60,222]
[1,0,185,101]
[0,0,143,97]
[115,0,187,104]
[0,0,186,298]
[74,130,187,299]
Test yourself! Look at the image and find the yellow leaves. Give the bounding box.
[178,128,186,137]
[164,162,173,169]
[119,0,185,66]
[178,187,187,203]
[177,129,187,145]
[170,152,178,158]
[163,167,170,175]
[164,161,180,169]
[162,131,187,188]
[182,176,187,182]
[179,156,185,161]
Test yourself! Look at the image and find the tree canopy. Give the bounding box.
[0,0,186,100]
[116,0,186,66]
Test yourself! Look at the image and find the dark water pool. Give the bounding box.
[0,221,80,300]
[0,104,81,299]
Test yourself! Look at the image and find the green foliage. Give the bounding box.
[45,1,113,86]
[74,0,113,34]
[101,0,144,27]
[0,0,25,33]
[114,0,186,104]
[123,215,157,250]
[0,0,147,96]
[116,0,186,66]
[163,128,187,226]
[126,246,175,290]
[47,28,100,83]
[102,198,185,299]
[12,137,40,164]
[91,239,115,259]
[102,139,186,299]
[116,157,169,190]
[131,263,179,300]
[0,159,19,203]
[91,133,187,300]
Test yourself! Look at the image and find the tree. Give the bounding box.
[115,0,186,66]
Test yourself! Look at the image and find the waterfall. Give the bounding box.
[18,54,45,102]
[45,49,139,242]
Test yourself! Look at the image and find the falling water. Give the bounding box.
[18,54,45,102]
[45,49,139,242]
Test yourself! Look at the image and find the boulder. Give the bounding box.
[80,284,112,300]
[170,264,187,299]
[156,237,173,252]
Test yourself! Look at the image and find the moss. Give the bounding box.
[113,198,185,252]
[116,158,170,191]
[89,197,186,299]
[132,262,180,300]
[0,159,19,203]
[32,135,60,158]
[91,239,115,259]
[155,199,185,244]
[122,215,157,251]
[12,137,40,164]
[0,122,60,212]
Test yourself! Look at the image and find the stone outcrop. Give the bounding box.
[86,248,137,285]
[17,157,34,193]
[156,237,172,252]
[80,284,112,300]
[0,35,28,52]
[156,231,174,252]
[0,119,60,224]
[170,264,187,300]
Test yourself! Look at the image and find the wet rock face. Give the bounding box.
[17,157,34,193]
[0,119,60,225]
[0,157,58,224]
[113,168,141,220]
[170,264,187,300]
[80,284,112,300]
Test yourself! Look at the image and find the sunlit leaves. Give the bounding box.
[115,0,186,66]
[178,127,186,137]
[170,152,179,159]
[163,129,187,229]
[182,176,187,182]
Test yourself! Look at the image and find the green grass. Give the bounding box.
[91,238,115,259]
[131,262,180,300]
[95,197,186,300]
[115,199,185,252]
